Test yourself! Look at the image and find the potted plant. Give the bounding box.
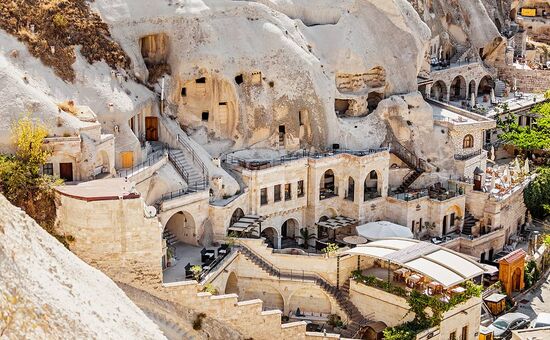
[322,243,339,257]
[296,228,316,249]
[191,265,202,281]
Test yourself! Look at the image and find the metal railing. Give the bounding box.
[454,149,482,161]
[167,150,189,183]
[159,181,209,202]
[117,149,165,178]
[386,133,428,172]
[176,134,208,181]
[224,147,389,171]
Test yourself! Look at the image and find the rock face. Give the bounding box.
[94,0,431,152]
[0,194,166,340]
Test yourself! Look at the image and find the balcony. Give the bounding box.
[454,149,482,161]
[319,188,338,200]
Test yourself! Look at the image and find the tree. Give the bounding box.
[295,228,316,249]
[523,167,550,219]
[0,115,67,246]
[497,90,550,154]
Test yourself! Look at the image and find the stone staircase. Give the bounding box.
[168,149,207,188]
[494,79,506,97]
[461,210,478,236]
[387,133,427,194]
[239,245,374,338]
[163,229,178,247]
[395,170,424,194]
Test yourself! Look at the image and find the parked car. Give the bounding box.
[487,313,530,339]
[531,313,550,328]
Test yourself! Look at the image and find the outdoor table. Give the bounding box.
[427,281,443,295]
[407,274,423,288]
[393,268,410,282]
[342,235,368,245]
[450,286,466,296]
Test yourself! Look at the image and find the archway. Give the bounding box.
[320,169,336,199]
[288,288,332,315]
[261,227,278,249]
[450,76,467,101]
[165,210,196,245]
[229,208,245,230]
[364,170,381,201]
[430,80,448,101]
[478,75,494,96]
[99,150,110,174]
[225,272,239,295]
[281,218,299,239]
[463,134,474,149]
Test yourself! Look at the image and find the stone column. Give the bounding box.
[276,235,282,249]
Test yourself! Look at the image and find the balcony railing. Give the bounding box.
[319,188,338,200]
[363,191,382,201]
[454,149,482,161]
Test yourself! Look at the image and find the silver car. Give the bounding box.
[487,312,530,339]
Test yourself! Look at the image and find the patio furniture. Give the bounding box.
[393,268,410,282]
[218,244,230,256]
[427,281,443,295]
[450,286,466,296]
[201,248,215,263]
[343,235,368,247]
[407,273,423,288]
[184,263,193,279]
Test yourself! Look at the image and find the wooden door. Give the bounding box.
[59,162,73,182]
[121,151,134,169]
[145,117,158,141]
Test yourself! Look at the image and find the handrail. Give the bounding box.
[167,150,189,183]
[117,148,165,178]
[159,181,208,202]
[176,134,208,182]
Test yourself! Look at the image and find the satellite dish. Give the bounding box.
[144,206,157,218]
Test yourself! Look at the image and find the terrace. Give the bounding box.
[391,180,464,202]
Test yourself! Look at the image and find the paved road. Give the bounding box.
[516,271,550,319]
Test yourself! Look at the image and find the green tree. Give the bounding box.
[295,228,316,249]
[497,90,550,154]
[523,167,550,219]
[0,116,67,246]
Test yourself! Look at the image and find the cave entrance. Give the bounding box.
[140,33,170,83]
[367,92,383,113]
[335,99,351,116]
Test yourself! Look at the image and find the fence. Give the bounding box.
[117,149,165,178]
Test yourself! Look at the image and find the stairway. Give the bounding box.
[395,170,423,194]
[494,79,506,97]
[461,210,478,236]
[168,149,207,188]
[239,246,373,338]
[163,229,178,247]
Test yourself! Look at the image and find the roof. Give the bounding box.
[484,293,507,303]
[343,238,487,288]
[316,216,357,230]
[55,178,140,202]
[511,327,550,340]
[497,249,527,264]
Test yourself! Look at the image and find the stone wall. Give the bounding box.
[498,66,550,93]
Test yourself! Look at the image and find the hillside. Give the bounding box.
[0,194,166,340]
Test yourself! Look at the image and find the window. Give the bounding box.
[181,87,187,97]
[274,184,281,202]
[449,331,457,340]
[460,326,468,340]
[450,213,456,227]
[285,183,291,200]
[297,180,304,197]
[463,134,474,148]
[42,163,53,176]
[260,188,268,205]
[201,111,209,121]
[298,111,304,126]
[195,77,206,84]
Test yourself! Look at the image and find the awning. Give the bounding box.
[228,215,265,233]
[343,238,486,288]
[316,216,357,230]
[356,221,413,240]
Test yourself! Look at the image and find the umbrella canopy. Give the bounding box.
[356,221,413,241]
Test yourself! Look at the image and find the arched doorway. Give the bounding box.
[512,267,522,292]
[320,169,336,199]
[281,219,299,248]
[165,211,196,245]
[430,80,448,101]
[225,272,239,295]
[364,170,380,201]
[228,208,245,236]
[450,76,467,101]
[99,150,110,174]
[261,227,278,249]
[478,76,494,97]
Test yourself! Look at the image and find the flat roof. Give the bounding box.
[343,238,487,288]
[55,178,140,202]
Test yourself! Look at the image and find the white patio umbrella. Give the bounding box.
[355,221,413,241]
[490,145,495,161]
[491,88,496,103]
[523,159,530,174]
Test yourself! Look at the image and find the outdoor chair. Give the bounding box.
[184,263,193,279]
[218,244,230,256]
[201,247,215,263]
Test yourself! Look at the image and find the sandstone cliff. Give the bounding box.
[0,194,166,339]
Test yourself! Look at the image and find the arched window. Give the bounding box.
[364,170,380,201]
[463,134,474,149]
[320,170,336,200]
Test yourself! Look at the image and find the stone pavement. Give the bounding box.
[516,271,550,319]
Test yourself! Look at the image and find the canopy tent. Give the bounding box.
[343,238,487,288]
[228,215,266,234]
[355,221,413,241]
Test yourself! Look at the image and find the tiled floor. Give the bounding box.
[162,242,218,283]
